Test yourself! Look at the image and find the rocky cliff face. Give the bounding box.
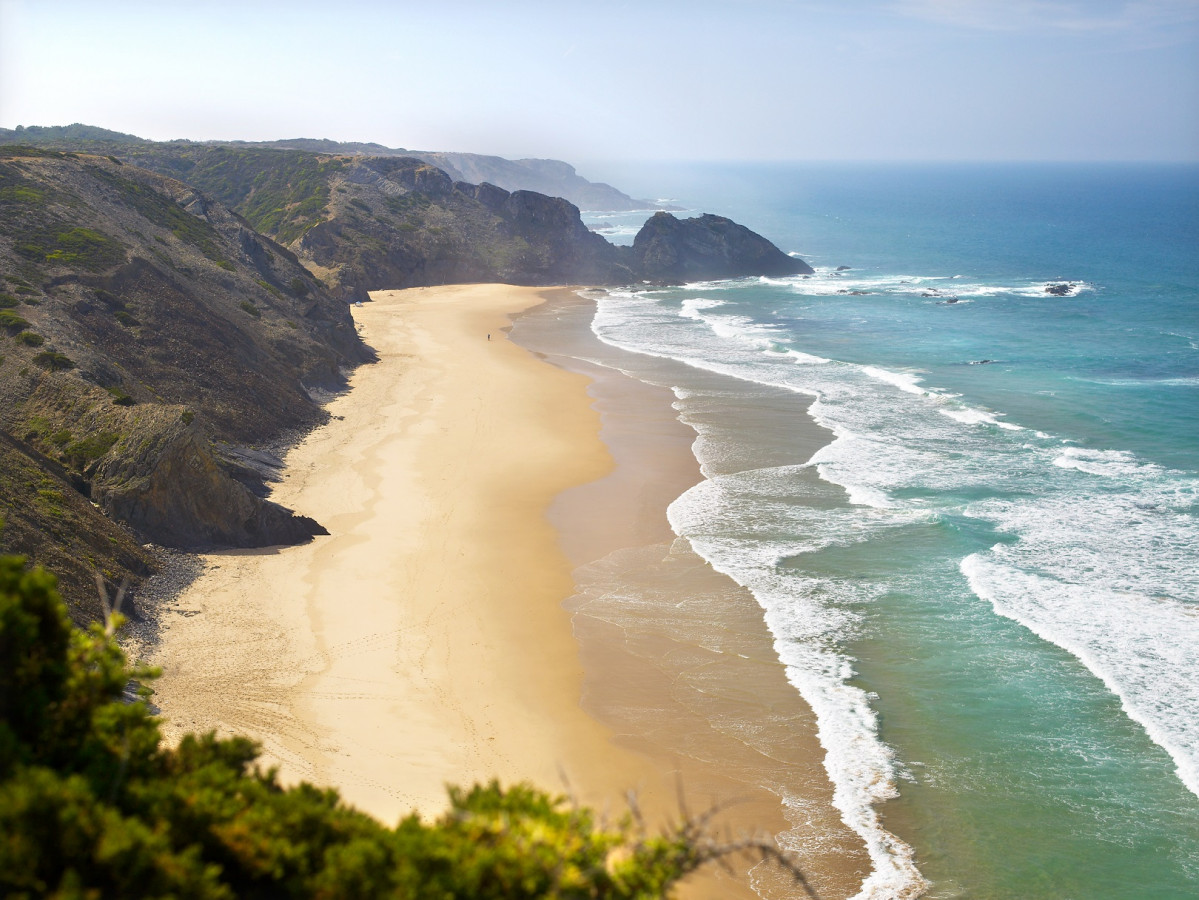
[118,147,805,298]
[0,136,815,624]
[117,150,640,300]
[0,147,369,621]
[633,212,814,282]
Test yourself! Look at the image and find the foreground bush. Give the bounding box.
[0,557,800,898]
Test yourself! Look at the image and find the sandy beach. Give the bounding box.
[148,284,867,898]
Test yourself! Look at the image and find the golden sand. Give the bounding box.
[148,284,867,898]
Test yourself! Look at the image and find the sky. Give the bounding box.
[1,0,1197,164]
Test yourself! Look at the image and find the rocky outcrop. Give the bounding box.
[94,418,324,549]
[633,212,814,282]
[0,148,370,620]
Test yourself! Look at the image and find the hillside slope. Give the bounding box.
[0,147,371,621]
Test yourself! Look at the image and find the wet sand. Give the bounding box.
[147,284,867,898]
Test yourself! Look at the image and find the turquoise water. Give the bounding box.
[580,163,1199,898]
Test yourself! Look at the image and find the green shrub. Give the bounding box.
[113,310,139,327]
[0,294,18,308]
[106,386,135,406]
[63,431,120,469]
[239,300,261,317]
[255,279,283,299]
[43,227,126,271]
[32,351,73,371]
[0,559,803,899]
[0,310,30,332]
[14,332,44,347]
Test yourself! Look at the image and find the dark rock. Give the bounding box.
[94,421,323,550]
[632,212,813,283]
[836,265,852,271]
[1045,282,1074,296]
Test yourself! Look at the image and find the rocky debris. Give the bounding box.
[1045,282,1076,296]
[836,265,852,271]
[632,212,814,282]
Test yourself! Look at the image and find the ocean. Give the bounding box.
[575,162,1199,899]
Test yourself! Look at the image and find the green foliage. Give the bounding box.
[0,184,46,205]
[32,351,75,371]
[0,558,786,899]
[15,331,45,347]
[0,310,30,333]
[239,301,262,318]
[255,279,283,300]
[107,386,136,406]
[114,310,140,327]
[180,410,195,425]
[43,227,127,271]
[288,276,310,297]
[134,147,343,245]
[0,145,80,159]
[63,431,121,470]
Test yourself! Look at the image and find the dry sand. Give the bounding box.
[150,283,670,818]
[148,283,867,898]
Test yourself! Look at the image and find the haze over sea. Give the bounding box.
[579,162,1199,899]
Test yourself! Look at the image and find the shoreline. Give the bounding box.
[146,283,867,898]
[514,294,870,899]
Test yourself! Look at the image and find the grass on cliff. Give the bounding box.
[0,557,808,899]
[132,147,344,245]
[88,167,231,266]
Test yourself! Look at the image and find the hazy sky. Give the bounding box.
[1,0,1196,163]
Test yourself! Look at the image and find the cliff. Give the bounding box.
[0,146,370,621]
[0,127,662,212]
[0,133,814,623]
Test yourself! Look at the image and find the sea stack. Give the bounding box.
[632,211,814,282]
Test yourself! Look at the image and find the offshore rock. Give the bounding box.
[633,212,814,282]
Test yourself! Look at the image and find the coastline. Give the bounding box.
[148,283,670,819]
[146,283,868,898]
[514,295,870,899]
